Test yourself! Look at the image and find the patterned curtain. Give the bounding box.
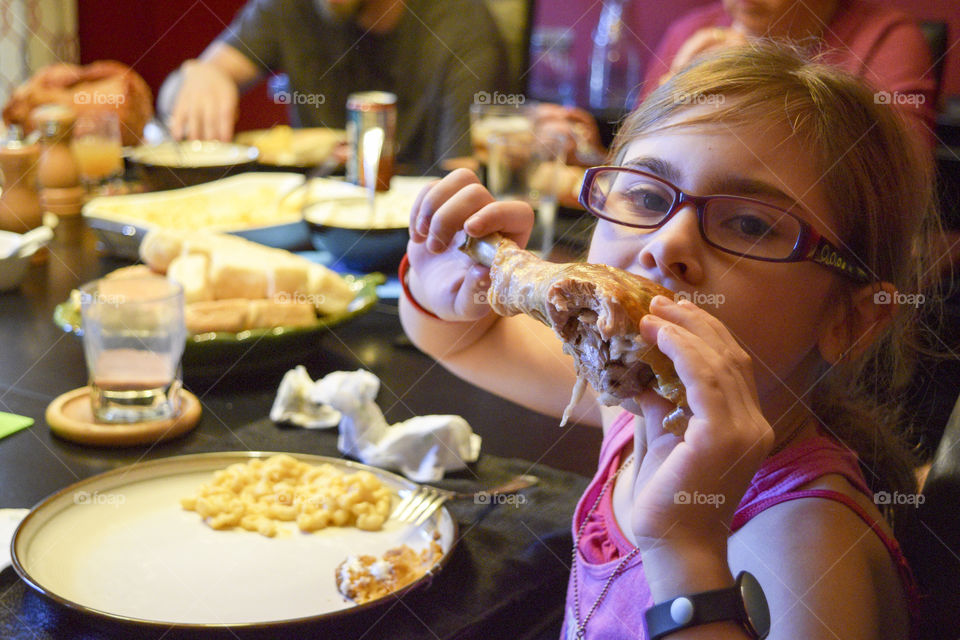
[0,0,79,111]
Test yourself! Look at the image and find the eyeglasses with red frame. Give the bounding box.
[578,166,870,283]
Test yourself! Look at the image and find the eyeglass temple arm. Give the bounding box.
[806,236,871,283]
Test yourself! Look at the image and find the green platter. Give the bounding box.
[53,273,383,381]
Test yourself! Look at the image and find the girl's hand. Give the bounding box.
[629,296,774,557]
[406,168,534,321]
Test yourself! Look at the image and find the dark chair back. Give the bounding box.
[918,20,948,106]
[907,392,960,639]
[484,0,536,93]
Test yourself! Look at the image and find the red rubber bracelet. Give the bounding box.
[398,253,441,320]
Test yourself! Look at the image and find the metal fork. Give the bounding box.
[391,474,539,525]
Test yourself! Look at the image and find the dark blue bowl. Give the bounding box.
[306,222,409,273]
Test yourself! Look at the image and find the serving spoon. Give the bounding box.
[361,126,385,224]
[0,225,53,259]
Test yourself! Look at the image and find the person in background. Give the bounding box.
[157,0,510,171]
[401,43,938,637]
[643,0,936,143]
[542,0,937,163]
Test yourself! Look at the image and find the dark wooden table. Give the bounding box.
[0,216,601,639]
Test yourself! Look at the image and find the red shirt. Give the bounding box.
[641,0,937,145]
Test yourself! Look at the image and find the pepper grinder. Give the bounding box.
[31,104,85,216]
[0,127,44,233]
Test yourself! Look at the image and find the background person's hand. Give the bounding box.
[406,169,535,321]
[666,26,749,79]
[169,60,239,142]
[531,103,605,166]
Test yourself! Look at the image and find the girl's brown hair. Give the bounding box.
[611,41,941,534]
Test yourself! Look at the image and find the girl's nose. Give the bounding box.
[636,205,704,284]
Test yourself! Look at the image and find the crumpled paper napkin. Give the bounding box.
[269,366,341,429]
[271,367,481,482]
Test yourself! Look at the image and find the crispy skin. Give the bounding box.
[486,238,689,434]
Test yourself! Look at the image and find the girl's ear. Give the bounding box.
[818,282,897,364]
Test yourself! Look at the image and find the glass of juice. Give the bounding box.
[71,111,124,192]
[79,276,186,423]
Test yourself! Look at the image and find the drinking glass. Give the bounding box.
[80,277,186,423]
[486,131,566,256]
[71,111,124,192]
[469,103,534,166]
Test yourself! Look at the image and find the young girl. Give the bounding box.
[399,42,936,639]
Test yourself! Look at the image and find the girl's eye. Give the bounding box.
[622,184,672,214]
[706,201,802,256]
[712,205,784,240]
[731,214,773,237]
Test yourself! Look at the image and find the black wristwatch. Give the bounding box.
[644,571,770,639]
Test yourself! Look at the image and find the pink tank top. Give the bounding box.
[561,411,919,639]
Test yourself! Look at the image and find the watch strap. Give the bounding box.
[644,571,769,639]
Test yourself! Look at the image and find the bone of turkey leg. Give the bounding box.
[461,234,689,434]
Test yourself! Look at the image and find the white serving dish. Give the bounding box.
[82,172,311,258]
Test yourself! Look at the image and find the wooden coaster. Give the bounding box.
[46,387,201,447]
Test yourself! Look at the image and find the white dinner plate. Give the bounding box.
[11,452,456,628]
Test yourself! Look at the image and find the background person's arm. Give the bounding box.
[158,41,262,142]
[856,17,938,148]
[435,9,510,161]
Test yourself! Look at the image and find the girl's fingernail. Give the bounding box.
[428,237,447,253]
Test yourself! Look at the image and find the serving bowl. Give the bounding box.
[301,176,433,272]
[306,221,409,273]
[127,141,259,191]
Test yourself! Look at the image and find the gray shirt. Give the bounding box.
[220,0,510,171]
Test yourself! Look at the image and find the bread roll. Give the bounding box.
[266,253,311,297]
[140,228,355,316]
[104,265,158,280]
[167,254,211,304]
[184,299,249,334]
[308,263,355,314]
[209,249,268,300]
[247,300,317,328]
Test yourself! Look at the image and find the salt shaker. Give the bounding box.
[0,127,44,233]
[31,104,85,216]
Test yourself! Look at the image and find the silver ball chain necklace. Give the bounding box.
[570,452,638,639]
[569,420,808,638]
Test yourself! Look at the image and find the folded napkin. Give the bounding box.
[272,368,481,482]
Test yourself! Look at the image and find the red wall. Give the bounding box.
[77,0,287,131]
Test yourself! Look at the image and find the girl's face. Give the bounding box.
[589,118,846,409]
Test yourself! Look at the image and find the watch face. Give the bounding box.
[739,571,771,637]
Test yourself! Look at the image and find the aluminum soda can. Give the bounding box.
[346,91,396,192]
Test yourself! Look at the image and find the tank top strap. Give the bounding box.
[732,488,921,630]
[597,409,635,468]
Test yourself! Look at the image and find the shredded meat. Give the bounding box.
[465,235,689,434]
